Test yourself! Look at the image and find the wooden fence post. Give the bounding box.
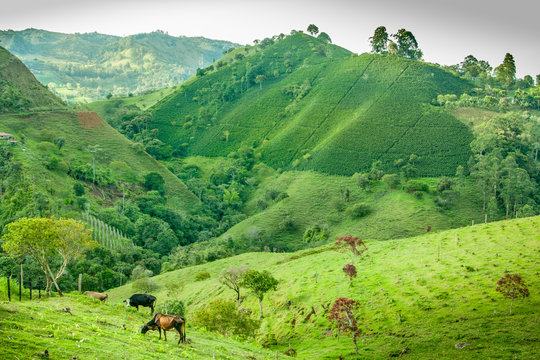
[7,274,11,301]
[78,273,82,293]
[29,280,32,300]
[19,264,23,301]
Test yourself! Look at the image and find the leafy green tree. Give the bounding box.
[521,75,534,89]
[2,217,96,295]
[192,298,260,337]
[143,172,165,193]
[392,29,422,59]
[239,270,278,318]
[370,26,389,54]
[382,174,400,189]
[73,182,85,196]
[536,74,540,86]
[317,32,332,44]
[255,75,267,90]
[494,53,516,88]
[307,24,319,36]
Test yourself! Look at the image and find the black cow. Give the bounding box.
[125,294,156,314]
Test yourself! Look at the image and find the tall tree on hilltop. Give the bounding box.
[307,24,319,36]
[370,26,389,54]
[494,53,516,89]
[392,29,422,60]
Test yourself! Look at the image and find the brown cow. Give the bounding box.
[141,313,186,344]
[83,291,108,302]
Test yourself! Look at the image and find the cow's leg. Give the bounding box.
[174,322,184,344]
[158,327,162,340]
[150,305,154,315]
[163,330,167,341]
[136,305,139,311]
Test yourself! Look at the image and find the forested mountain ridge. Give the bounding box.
[0,28,239,103]
[149,32,474,177]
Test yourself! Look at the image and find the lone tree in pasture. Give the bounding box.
[496,273,529,315]
[335,235,368,265]
[219,265,249,302]
[239,270,278,318]
[328,297,361,354]
[343,264,357,284]
[307,24,319,36]
[370,26,389,54]
[2,217,96,296]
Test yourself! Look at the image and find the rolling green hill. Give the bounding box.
[0,28,239,103]
[107,216,540,359]
[0,294,274,359]
[150,32,473,177]
[0,46,65,112]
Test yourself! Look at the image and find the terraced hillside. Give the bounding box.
[150,33,473,177]
[108,216,540,359]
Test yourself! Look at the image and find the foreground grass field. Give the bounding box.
[108,216,540,359]
[0,294,274,359]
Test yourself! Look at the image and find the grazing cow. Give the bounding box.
[125,294,156,314]
[83,291,108,302]
[141,313,186,344]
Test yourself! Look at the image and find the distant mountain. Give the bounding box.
[0,28,240,103]
[0,46,65,112]
[150,32,473,177]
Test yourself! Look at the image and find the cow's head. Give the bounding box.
[140,323,157,334]
[125,299,130,307]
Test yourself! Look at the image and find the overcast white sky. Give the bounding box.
[1,0,538,78]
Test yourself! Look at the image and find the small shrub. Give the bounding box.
[132,278,159,293]
[156,299,185,317]
[331,197,345,212]
[303,224,329,243]
[404,180,428,193]
[195,270,211,281]
[275,192,289,201]
[264,188,281,201]
[256,199,268,210]
[192,298,260,338]
[382,174,400,189]
[413,191,423,199]
[436,176,454,192]
[347,202,371,218]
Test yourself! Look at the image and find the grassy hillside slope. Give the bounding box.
[0,28,239,103]
[0,46,65,112]
[150,33,473,177]
[0,294,274,359]
[108,216,540,359]
[0,110,198,209]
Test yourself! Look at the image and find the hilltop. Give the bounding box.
[150,32,473,177]
[0,28,239,103]
[108,216,540,359]
[0,46,65,112]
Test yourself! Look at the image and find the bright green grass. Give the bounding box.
[108,216,540,359]
[204,169,485,251]
[0,294,274,359]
